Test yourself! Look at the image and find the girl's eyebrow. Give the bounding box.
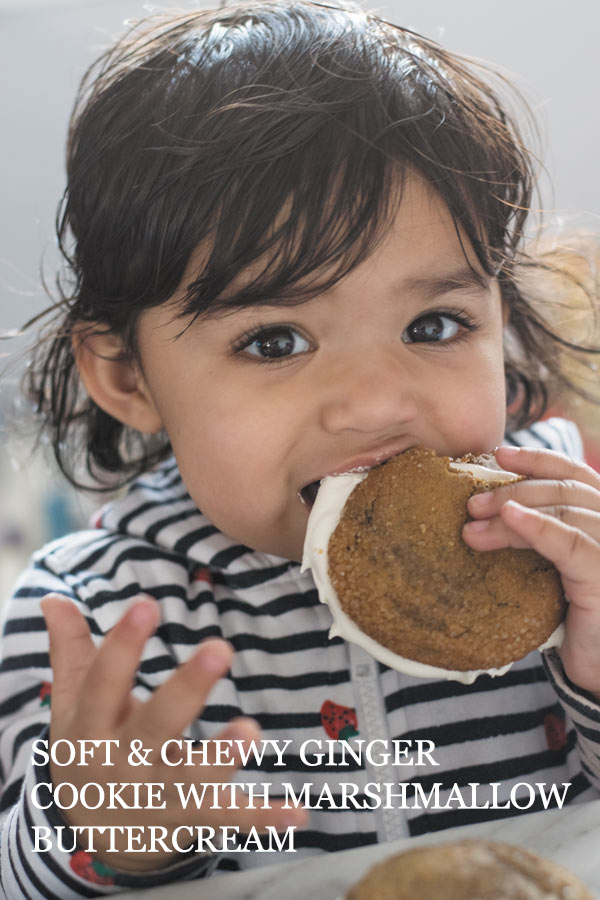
[401,266,492,300]
[206,265,493,318]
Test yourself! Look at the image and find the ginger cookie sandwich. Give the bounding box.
[302,446,566,683]
[345,839,594,900]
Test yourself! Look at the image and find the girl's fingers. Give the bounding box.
[196,797,308,835]
[467,479,600,520]
[498,501,600,590]
[161,716,263,782]
[76,597,161,733]
[138,638,234,746]
[494,445,600,490]
[464,506,600,549]
[41,594,97,721]
[206,717,266,781]
[217,717,263,755]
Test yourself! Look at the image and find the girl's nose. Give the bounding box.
[318,349,419,435]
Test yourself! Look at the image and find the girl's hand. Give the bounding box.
[462,446,600,698]
[41,594,306,873]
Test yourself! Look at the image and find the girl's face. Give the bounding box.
[136,176,508,562]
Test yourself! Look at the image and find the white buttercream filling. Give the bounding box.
[301,460,564,684]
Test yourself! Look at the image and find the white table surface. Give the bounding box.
[121,798,600,899]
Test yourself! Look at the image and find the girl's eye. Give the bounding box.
[235,325,311,361]
[402,312,475,344]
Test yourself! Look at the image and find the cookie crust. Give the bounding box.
[345,839,594,900]
[328,447,565,671]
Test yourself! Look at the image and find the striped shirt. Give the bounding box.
[0,417,599,898]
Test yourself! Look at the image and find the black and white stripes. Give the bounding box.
[0,418,598,897]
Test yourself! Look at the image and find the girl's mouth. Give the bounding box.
[299,445,411,509]
[300,481,321,507]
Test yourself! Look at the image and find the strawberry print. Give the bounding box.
[544,705,567,752]
[194,567,213,585]
[39,682,52,708]
[70,851,116,885]
[321,700,359,740]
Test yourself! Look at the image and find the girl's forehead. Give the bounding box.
[171,174,489,318]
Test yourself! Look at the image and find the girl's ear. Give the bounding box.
[72,328,163,434]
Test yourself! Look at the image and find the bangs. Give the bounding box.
[64,1,534,334]
[179,134,401,320]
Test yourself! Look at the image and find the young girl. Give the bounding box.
[2,1,600,896]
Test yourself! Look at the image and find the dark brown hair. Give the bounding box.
[26,0,600,487]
